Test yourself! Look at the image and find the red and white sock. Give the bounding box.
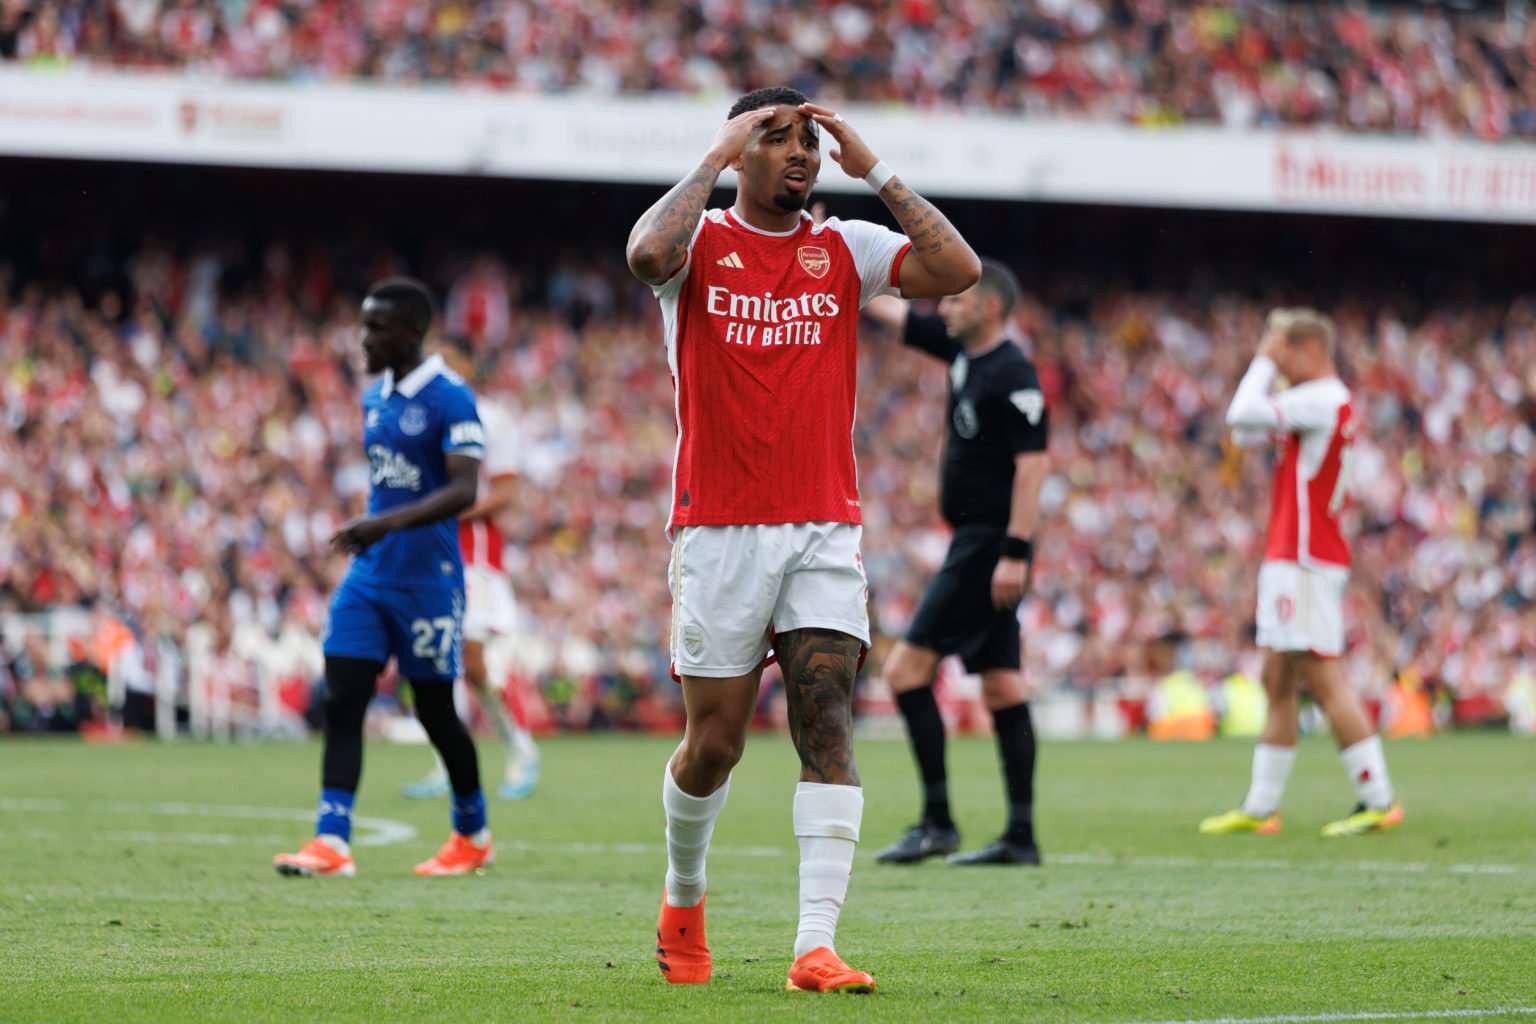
[1340,735,1394,809]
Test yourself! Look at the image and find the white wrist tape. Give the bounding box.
[863,160,896,192]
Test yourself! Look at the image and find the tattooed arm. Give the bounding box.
[625,108,775,286]
[774,627,862,786]
[799,102,981,299]
[880,179,982,299]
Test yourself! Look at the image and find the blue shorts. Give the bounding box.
[322,575,465,682]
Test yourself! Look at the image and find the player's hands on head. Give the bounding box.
[1258,329,1285,362]
[992,556,1031,610]
[708,108,776,169]
[331,516,391,556]
[798,103,878,179]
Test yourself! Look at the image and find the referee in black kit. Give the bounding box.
[863,259,1049,866]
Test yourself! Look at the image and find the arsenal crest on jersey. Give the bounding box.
[797,245,830,279]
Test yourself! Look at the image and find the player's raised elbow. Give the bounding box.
[625,240,677,287]
[1225,402,1262,430]
[951,252,983,293]
[901,251,982,300]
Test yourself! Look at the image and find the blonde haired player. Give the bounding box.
[1201,309,1403,838]
[401,335,540,801]
[627,85,980,993]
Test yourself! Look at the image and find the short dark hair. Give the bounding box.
[438,333,475,360]
[977,259,1022,319]
[728,86,809,120]
[366,277,435,337]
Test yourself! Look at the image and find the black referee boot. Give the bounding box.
[874,821,961,864]
[947,836,1040,866]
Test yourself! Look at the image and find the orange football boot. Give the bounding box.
[786,947,875,993]
[656,892,711,984]
[274,838,356,878]
[413,833,494,876]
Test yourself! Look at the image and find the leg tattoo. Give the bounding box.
[776,628,861,786]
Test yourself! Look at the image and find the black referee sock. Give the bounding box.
[895,686,952,829]
[992,701,1037,848]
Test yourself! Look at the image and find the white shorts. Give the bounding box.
[463,563,517,643]
[669,522,870,678]
[1255,561,1346,657]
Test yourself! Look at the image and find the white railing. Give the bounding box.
[4,68,1536,223]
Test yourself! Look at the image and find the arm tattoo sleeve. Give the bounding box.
[774,627,861,786]
[627,162,722,282]
[880,179,965,261]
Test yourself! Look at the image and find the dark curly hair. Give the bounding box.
[728,86,809,120]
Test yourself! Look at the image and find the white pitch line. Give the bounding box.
[0,797,70,812]
[3,797,1531,874]
[3,797,416,848]
[1121,1006,1536,1024]
[495,839,786,859]
[1051,852,1533,877]
[96,829,295,847]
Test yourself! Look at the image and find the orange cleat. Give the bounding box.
[413,833,494,876]
[786,947,875,994]
[274,838,356,878]
[656,892,711,984]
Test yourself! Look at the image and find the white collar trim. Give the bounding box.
[382,353,444,399]
[727,207,808,238]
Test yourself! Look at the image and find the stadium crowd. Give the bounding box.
[2,234,1534,735]
[4,0,1536,139]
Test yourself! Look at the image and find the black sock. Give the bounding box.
[895,686,951,828]
[412,682,482,798]
[992,701,1036,847]
[321,656,382,793]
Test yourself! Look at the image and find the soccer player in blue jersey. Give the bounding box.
[275,278,495,878]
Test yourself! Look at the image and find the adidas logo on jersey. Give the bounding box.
[716,252,745,269]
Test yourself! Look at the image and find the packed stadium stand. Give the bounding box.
[4,0,1536,138]
[2,154,1533,738]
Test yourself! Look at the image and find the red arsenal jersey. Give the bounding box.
[457,395,518,570]
[1262,378,1354,569]
[652,208,911,529]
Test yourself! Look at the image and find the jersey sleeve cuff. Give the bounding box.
[888,242,912,288]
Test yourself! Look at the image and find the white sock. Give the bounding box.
[663,764,730,908]
[793,782,863,959]
[470,828,491,846]
[1340,735,1394,809]
[511,724,539,763]
[482,688,519,758]
[316,833,351,856]
[1241,743,1297,817]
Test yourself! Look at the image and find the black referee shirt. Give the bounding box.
[903,312,1049,529]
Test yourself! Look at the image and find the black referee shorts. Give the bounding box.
[903,526,1021,673]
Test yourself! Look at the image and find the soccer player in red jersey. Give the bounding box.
[1201,309,1404,839]
[626,86,980,993]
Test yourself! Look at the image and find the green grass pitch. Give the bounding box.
[2,732,1533,1023]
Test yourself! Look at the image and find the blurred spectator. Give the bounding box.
[5,1,1536,140]
[2,223,1533,732]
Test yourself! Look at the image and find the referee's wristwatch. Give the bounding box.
[1001,536,1034,561]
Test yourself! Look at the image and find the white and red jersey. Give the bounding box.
[652,208,911,529]
[458,395,518,570]
[1227,358,1354,569]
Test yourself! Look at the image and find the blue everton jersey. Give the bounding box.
[349,354,484,588]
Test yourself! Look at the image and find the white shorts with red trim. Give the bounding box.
[668,522,870,679]
[1255,561,1347,657]
[463,563,517,643]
